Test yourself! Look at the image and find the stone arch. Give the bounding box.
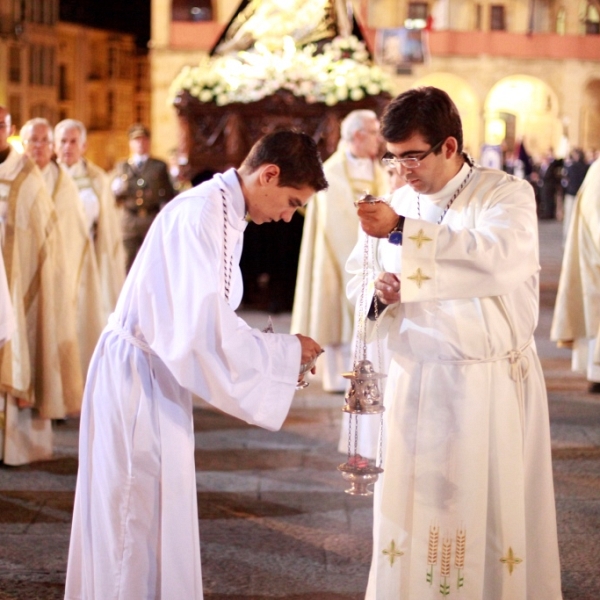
[484,75,561,160]
[581,78,600,152]
[412,73,480,156]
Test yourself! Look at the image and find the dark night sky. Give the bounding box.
[59,0,151,48]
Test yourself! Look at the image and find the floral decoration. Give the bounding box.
[169,35,392,107]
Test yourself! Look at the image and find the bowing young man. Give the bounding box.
[65,130,327,600]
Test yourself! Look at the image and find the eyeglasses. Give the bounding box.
[382,139,445,170]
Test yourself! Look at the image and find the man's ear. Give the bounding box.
[259,163,280,185]
[443,137,459,158]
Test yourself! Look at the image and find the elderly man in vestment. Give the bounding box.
[0,107,81,465]
[0,252,15,347]
[65,131,328,600]
[551,156,600,393]
[21,118,104,380]
[291,110,389,392]
[352,88,561,599]
[54,119,126,318]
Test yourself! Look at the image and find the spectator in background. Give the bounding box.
[111,124,176,271]
[537,148,564,220]
[560,147,589,245]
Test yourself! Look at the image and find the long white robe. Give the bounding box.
[65,168,302,600]
[550,157,600,381]
[355,164,562,600]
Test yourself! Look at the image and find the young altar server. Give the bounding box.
[353,87,562,600]
[65,130,327,600]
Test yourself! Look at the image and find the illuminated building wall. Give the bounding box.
[0,1,150,170]
[150,0,600,162]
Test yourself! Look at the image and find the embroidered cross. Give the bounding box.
[407,268,431,288]
[408,229,433,249]
[500,546,523,575]
[383,539,404,566]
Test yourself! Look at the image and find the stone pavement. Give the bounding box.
[0,220,599,599]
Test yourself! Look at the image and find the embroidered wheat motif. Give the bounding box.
[439,537,452,596]
[426,523,439,584]
[455,527,466,589]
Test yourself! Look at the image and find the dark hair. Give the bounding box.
[241,130,328,192]
[381,87,464,154]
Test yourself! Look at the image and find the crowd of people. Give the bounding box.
[503,142,597,232]
[1,84,599,599]
[0,110,175,465]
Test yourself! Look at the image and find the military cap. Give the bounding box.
[128,123,150,139]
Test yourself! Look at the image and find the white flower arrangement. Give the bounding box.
[169,35,392,107]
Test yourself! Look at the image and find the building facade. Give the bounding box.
[150,0,600,162]
[0,0,150,170]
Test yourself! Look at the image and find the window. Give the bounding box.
[8,95,22,130]
[12,0,23,22]
[29,45,40,85]
[29,45,55,86]
[9,47,21,83]
[30,103,54,122]
[490,5,506,30]
[59,64,69,100]
[475,4,482,30]
[406,2,428,29]
[172,0,213,22]
[585,3,599,33]
[107,91,114,128]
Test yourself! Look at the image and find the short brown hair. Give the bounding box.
[382,87,464,154]
[242,130,328,192]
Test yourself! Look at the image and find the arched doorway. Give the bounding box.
[485,76,561,160]
[412,73,480,157]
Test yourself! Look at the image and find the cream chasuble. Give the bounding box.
[551,157,600,381]
[292,146,389,391]
[292,146,389,347]
[42,161,104,380]
[0,150,79,464]
[350,165,562,600]
[0,251,15,347]
[65,169,302,600]
[67,159,126,318]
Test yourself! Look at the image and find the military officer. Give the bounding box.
[112,124,176,271]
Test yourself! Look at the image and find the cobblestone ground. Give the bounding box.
[0,220,598,599]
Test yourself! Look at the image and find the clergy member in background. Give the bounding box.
[291,110,389,392]
[0,252,15,348]
[0,107,79,465]
[55,119,126,318]
[21,118,104,382]
[65,130,328,600]
[354,87,561,599]
[551,156,600,394]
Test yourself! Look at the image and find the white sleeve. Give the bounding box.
[136,198,301,431]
